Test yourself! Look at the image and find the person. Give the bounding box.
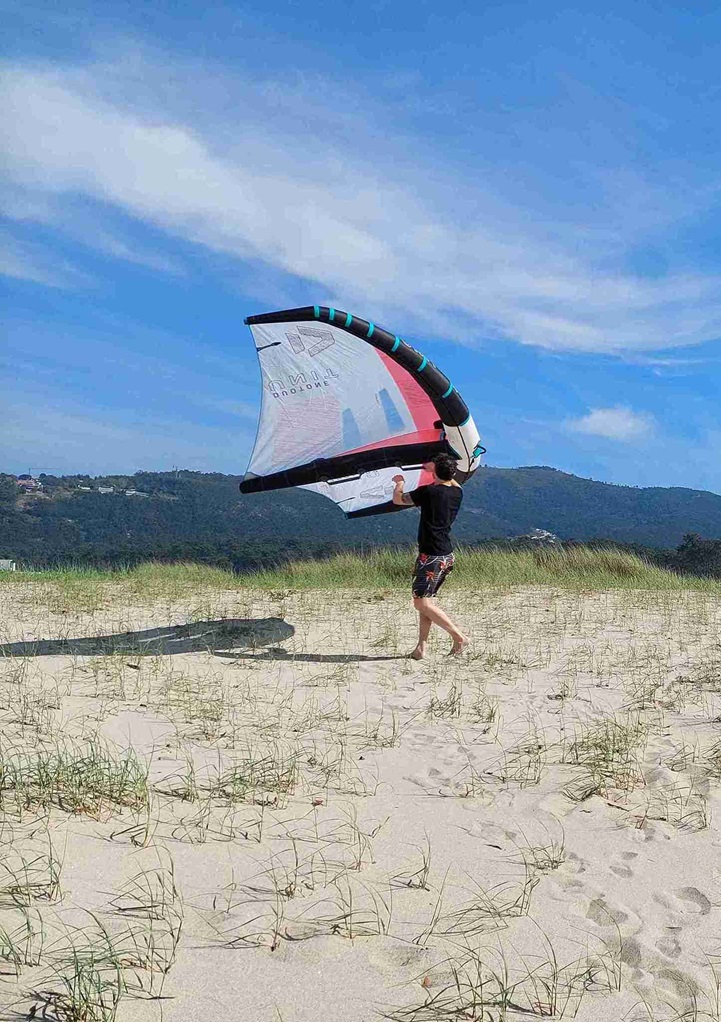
[392,453,470,659]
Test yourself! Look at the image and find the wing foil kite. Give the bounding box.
[240,306,484,517]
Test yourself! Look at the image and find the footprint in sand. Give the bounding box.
[674,886,711,915]
[610,862,634,878]
[654,886,711,919]
[654,965,703,1006]
[564,851,587,874]
[585,895,629,925]
[609,850,640,877]
[655,925,683,958]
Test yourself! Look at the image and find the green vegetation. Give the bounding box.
[0,736,148,816]
[250,544,721,592]
[2,545,720,596]
[2,468,721,572]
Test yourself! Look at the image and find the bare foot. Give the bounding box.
[409,646,426,660]
[448,636,470,656]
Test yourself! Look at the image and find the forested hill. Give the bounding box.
[1,466,721,570]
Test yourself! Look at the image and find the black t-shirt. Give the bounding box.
[410,483,463,556]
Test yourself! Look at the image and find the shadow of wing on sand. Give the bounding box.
[215,647,404,664]
[0,618,295,658]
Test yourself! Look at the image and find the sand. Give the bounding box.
[1,581,720,1021]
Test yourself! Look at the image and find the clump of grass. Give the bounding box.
[210,872,392,949]
[628,956,721,1021]
[0,834,62,905]
[495,729,546,788]
[43,861,184,1001]
[562,714,649,795]
[0,736,148,817]
[0,681,59,731]
[207,894,287,951]
[428,683,462,720]
[31,955,123,1022]
[157,742,299,808]
[240,840,342,901]
[677,650,721,694]
[510,820,566,873]
[384,937,595,1021]
[324,875,393,939]
[358,708,402,748]
[437,869,540,939]
[390,837,432,890]
[382,947,518,1021]
[468,692,499,728]
[642,782,709,831]
[0,561,242,617]
[211,745,299,807]
[104,905,183,997]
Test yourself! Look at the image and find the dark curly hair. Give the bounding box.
[433,453,459,481]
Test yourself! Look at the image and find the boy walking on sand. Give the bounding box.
[392,453,469,660]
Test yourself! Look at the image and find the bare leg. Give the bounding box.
[413,597,469,654]
[410,611,433,659]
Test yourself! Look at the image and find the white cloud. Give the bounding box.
[3,57,721,353]
[566,406,655,442]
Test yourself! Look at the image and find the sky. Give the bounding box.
[2,0,721,492]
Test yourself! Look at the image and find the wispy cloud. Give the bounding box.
[3,394,254,475]
[0,227,88,288]
[3,56,721,353]
[77,226,185,275]
[566,406,655,442]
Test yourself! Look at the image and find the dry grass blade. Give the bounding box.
[509,820,566,873]
[390,836,432,890]
[109,858,179,921]
[440,872,540,938]
[0,833,62,906]
[382,947,520,1021]
[0,907,45,976]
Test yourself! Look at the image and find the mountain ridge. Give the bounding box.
[2,466,721,569]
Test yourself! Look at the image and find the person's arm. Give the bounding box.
[392,474,415,507]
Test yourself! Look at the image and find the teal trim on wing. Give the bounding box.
[442,383,454,398]
[345,312,353,327]
[459,414,471,427]
[313,305,320,318]
[329,308,335,322]
[417,356,427,372]
[391,337,401,352]
[366,323,375,338]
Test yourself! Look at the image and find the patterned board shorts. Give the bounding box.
[412,552,455,598]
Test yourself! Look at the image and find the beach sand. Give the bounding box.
[1,581,720,1020]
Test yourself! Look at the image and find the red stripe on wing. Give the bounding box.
[377,351,438,431]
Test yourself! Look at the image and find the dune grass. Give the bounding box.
[1,545,720,596]
[249,544,721,593]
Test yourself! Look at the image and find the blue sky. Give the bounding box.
[3,0,721,491]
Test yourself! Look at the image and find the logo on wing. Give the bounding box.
[285,325,336,357]
[267,367,340,398]
[266,326,340,399]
